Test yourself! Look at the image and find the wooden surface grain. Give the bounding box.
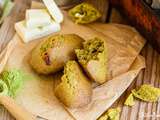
[0,0,31,120]
[0,0,160,120]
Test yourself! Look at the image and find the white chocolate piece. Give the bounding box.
[26,9,51,29]
[42,0,63,23]
[15,20,60,43]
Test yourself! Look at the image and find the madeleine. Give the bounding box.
[76,37,108,84]
[30,34,84,74]
[55,61,92,108]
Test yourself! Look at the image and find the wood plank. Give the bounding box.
[0,0,30,120]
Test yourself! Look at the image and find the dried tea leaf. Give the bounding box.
[124,93,135,106]
[75,37,107,84]
[132,84,160,102]
[0,80,8,96]
[98,108,121,120]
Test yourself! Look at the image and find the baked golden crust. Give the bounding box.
[54,61,92,108]
[76,38,108,84]
[30,34,84,74]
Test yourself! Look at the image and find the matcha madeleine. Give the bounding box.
[75,37,107,84]
[55,61,92,108]
[69,3,101,24]
[30,34,84,74]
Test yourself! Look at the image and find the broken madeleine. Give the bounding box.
[54,61,92,108]
[69,3,101,24]
[75,37,108,84]
[30,34,84,74]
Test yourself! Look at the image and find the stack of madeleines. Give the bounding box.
[30,34,108,108]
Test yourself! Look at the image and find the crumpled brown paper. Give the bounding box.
[0,10,146,120]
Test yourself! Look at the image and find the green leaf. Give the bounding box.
[0,80,8,96]
[1,69,26,97]
[132,84,160,102]
[124,93,135,107]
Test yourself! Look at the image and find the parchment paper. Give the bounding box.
[0,9,146,120]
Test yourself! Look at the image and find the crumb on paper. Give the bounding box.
[124,93,135,107]
[98,107,121,120]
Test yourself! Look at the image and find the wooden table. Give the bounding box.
[0,0,160,120]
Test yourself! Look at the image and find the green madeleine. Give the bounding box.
[30,34,84,74]
[76,37,107,84]
[69,3,101,24]
[55,61,92,108]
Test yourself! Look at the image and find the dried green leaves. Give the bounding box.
[125,84,160,107]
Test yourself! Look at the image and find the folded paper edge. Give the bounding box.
[0,34,18,73]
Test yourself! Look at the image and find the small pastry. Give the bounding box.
[30,34,84,74]
[69,3,101,24]
[55,61,92,108]
[75,37,107,84]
